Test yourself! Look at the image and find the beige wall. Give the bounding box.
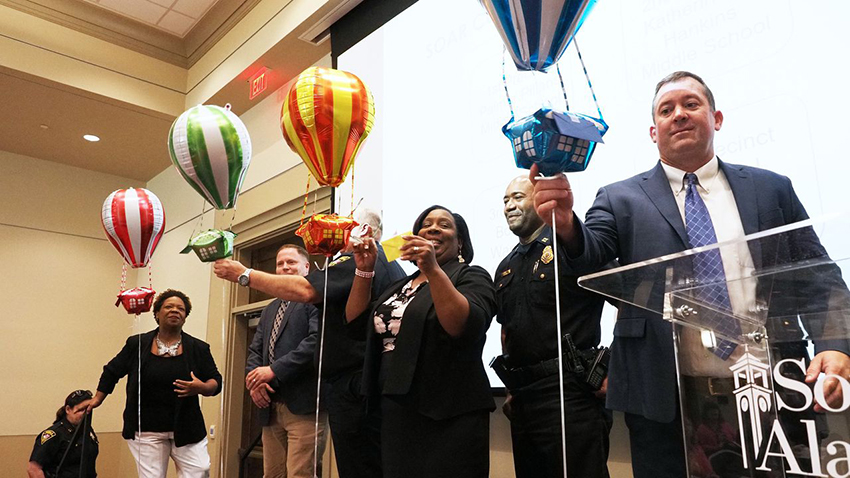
[0,150,144,475]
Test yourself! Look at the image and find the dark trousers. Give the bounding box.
[509,373,612,478]
[625,410,686,478]
[326,370,382,478]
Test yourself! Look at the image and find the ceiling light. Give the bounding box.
[39,124,49,130]
[83,134,100,142]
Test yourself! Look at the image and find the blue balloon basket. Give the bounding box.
[502,108,608,175]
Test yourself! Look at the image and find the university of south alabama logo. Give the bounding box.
[731,352,773,469]
[730,353,850,476]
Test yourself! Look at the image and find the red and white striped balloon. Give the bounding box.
[101,188,165,268]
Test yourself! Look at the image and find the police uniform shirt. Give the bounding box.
[495,226,606,367]
[306,245,406,378]
[30,419,98,478]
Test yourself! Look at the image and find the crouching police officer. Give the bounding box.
[28,389,98,478]
[493,176,613,478]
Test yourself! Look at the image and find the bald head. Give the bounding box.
[354,208,384,241]
[503,175,544,242]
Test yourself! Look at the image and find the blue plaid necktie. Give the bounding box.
[684,173,739,359]
[268,301,290,362]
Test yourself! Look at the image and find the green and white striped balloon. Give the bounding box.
[168,104,252,210]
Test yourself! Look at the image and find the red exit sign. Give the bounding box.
[249,68,269,100]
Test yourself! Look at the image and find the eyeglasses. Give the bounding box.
[68,389,93,400]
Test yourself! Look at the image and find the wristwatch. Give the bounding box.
[238,268,253,287]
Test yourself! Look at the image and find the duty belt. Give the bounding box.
[490,334,609,391]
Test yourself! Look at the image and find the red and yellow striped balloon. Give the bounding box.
[280,67,375,187]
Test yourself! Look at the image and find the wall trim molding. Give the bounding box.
[0,0,262,68]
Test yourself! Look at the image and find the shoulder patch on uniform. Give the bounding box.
[329,256,351,267]
[500,269,511,277]
[40,430,56,445]
[541,245,554,264]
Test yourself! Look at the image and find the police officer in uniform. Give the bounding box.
[28,389,99,478]
[494,176,612,478]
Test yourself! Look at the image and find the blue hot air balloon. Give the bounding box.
[503,108,608,175]
[480,0,597,72]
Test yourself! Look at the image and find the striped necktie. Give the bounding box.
[268,301,290,362]
[684,173,740,359]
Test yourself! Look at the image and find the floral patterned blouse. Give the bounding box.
[373,279,428,353]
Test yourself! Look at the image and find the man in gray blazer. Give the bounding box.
[529,71,850,477]
[246,244,326,478]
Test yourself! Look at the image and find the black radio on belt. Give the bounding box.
[582,346,610,390]
[563,333,610,391]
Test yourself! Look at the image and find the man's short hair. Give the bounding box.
[651,71,716,121]
[276,243,310,262]
[354,208,384,240]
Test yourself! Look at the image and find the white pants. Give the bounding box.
[127,432,210,478]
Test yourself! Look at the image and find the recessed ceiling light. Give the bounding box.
[83,134,100,142]
[39,124,49,130]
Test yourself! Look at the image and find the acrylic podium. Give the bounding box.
[578,217,850,477]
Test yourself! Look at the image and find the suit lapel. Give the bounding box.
[719,159,759,236]
[639,162,689,248]
[719,159,762,269]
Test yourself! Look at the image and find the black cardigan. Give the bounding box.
[97,328,222,446]
[361,260,497,420]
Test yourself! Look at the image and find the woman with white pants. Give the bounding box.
[89,289,222,477]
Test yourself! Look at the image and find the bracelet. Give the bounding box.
[355,268,375,279]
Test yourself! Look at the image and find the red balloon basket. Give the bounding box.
[296,214,358,257]
[116,287,156,315]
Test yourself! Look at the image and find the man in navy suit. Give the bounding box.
[529,71,850,477]
[245,244,326,478]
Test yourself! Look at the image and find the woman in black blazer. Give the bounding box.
[346,205,497,478]
[88,289,222,478]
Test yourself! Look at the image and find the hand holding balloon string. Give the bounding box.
[399,235,439,276]
[213,259,247,283]
[529,163,580,248]
[352,236,378,273]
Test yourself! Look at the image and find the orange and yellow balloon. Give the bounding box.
[296,214,358,257]
[280,67,375,187]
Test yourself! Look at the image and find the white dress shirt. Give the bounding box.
[660,157,759,374]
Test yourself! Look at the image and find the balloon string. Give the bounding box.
[350,198,364,217]
[350,167,355,217]
[556,64,570,112]
[574,38,603,121]
[136,313,142,478]
[312,187,318,216]
[79,412,88,478]
[188,198,206,240]
[218,272,228,478]
[228,209,236,230]
[551,209,568,478]
[148,264,153,289]
[502,47,515,122]
[313,256,330,477]
[301,175,311,226]
[120,263,128,293]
